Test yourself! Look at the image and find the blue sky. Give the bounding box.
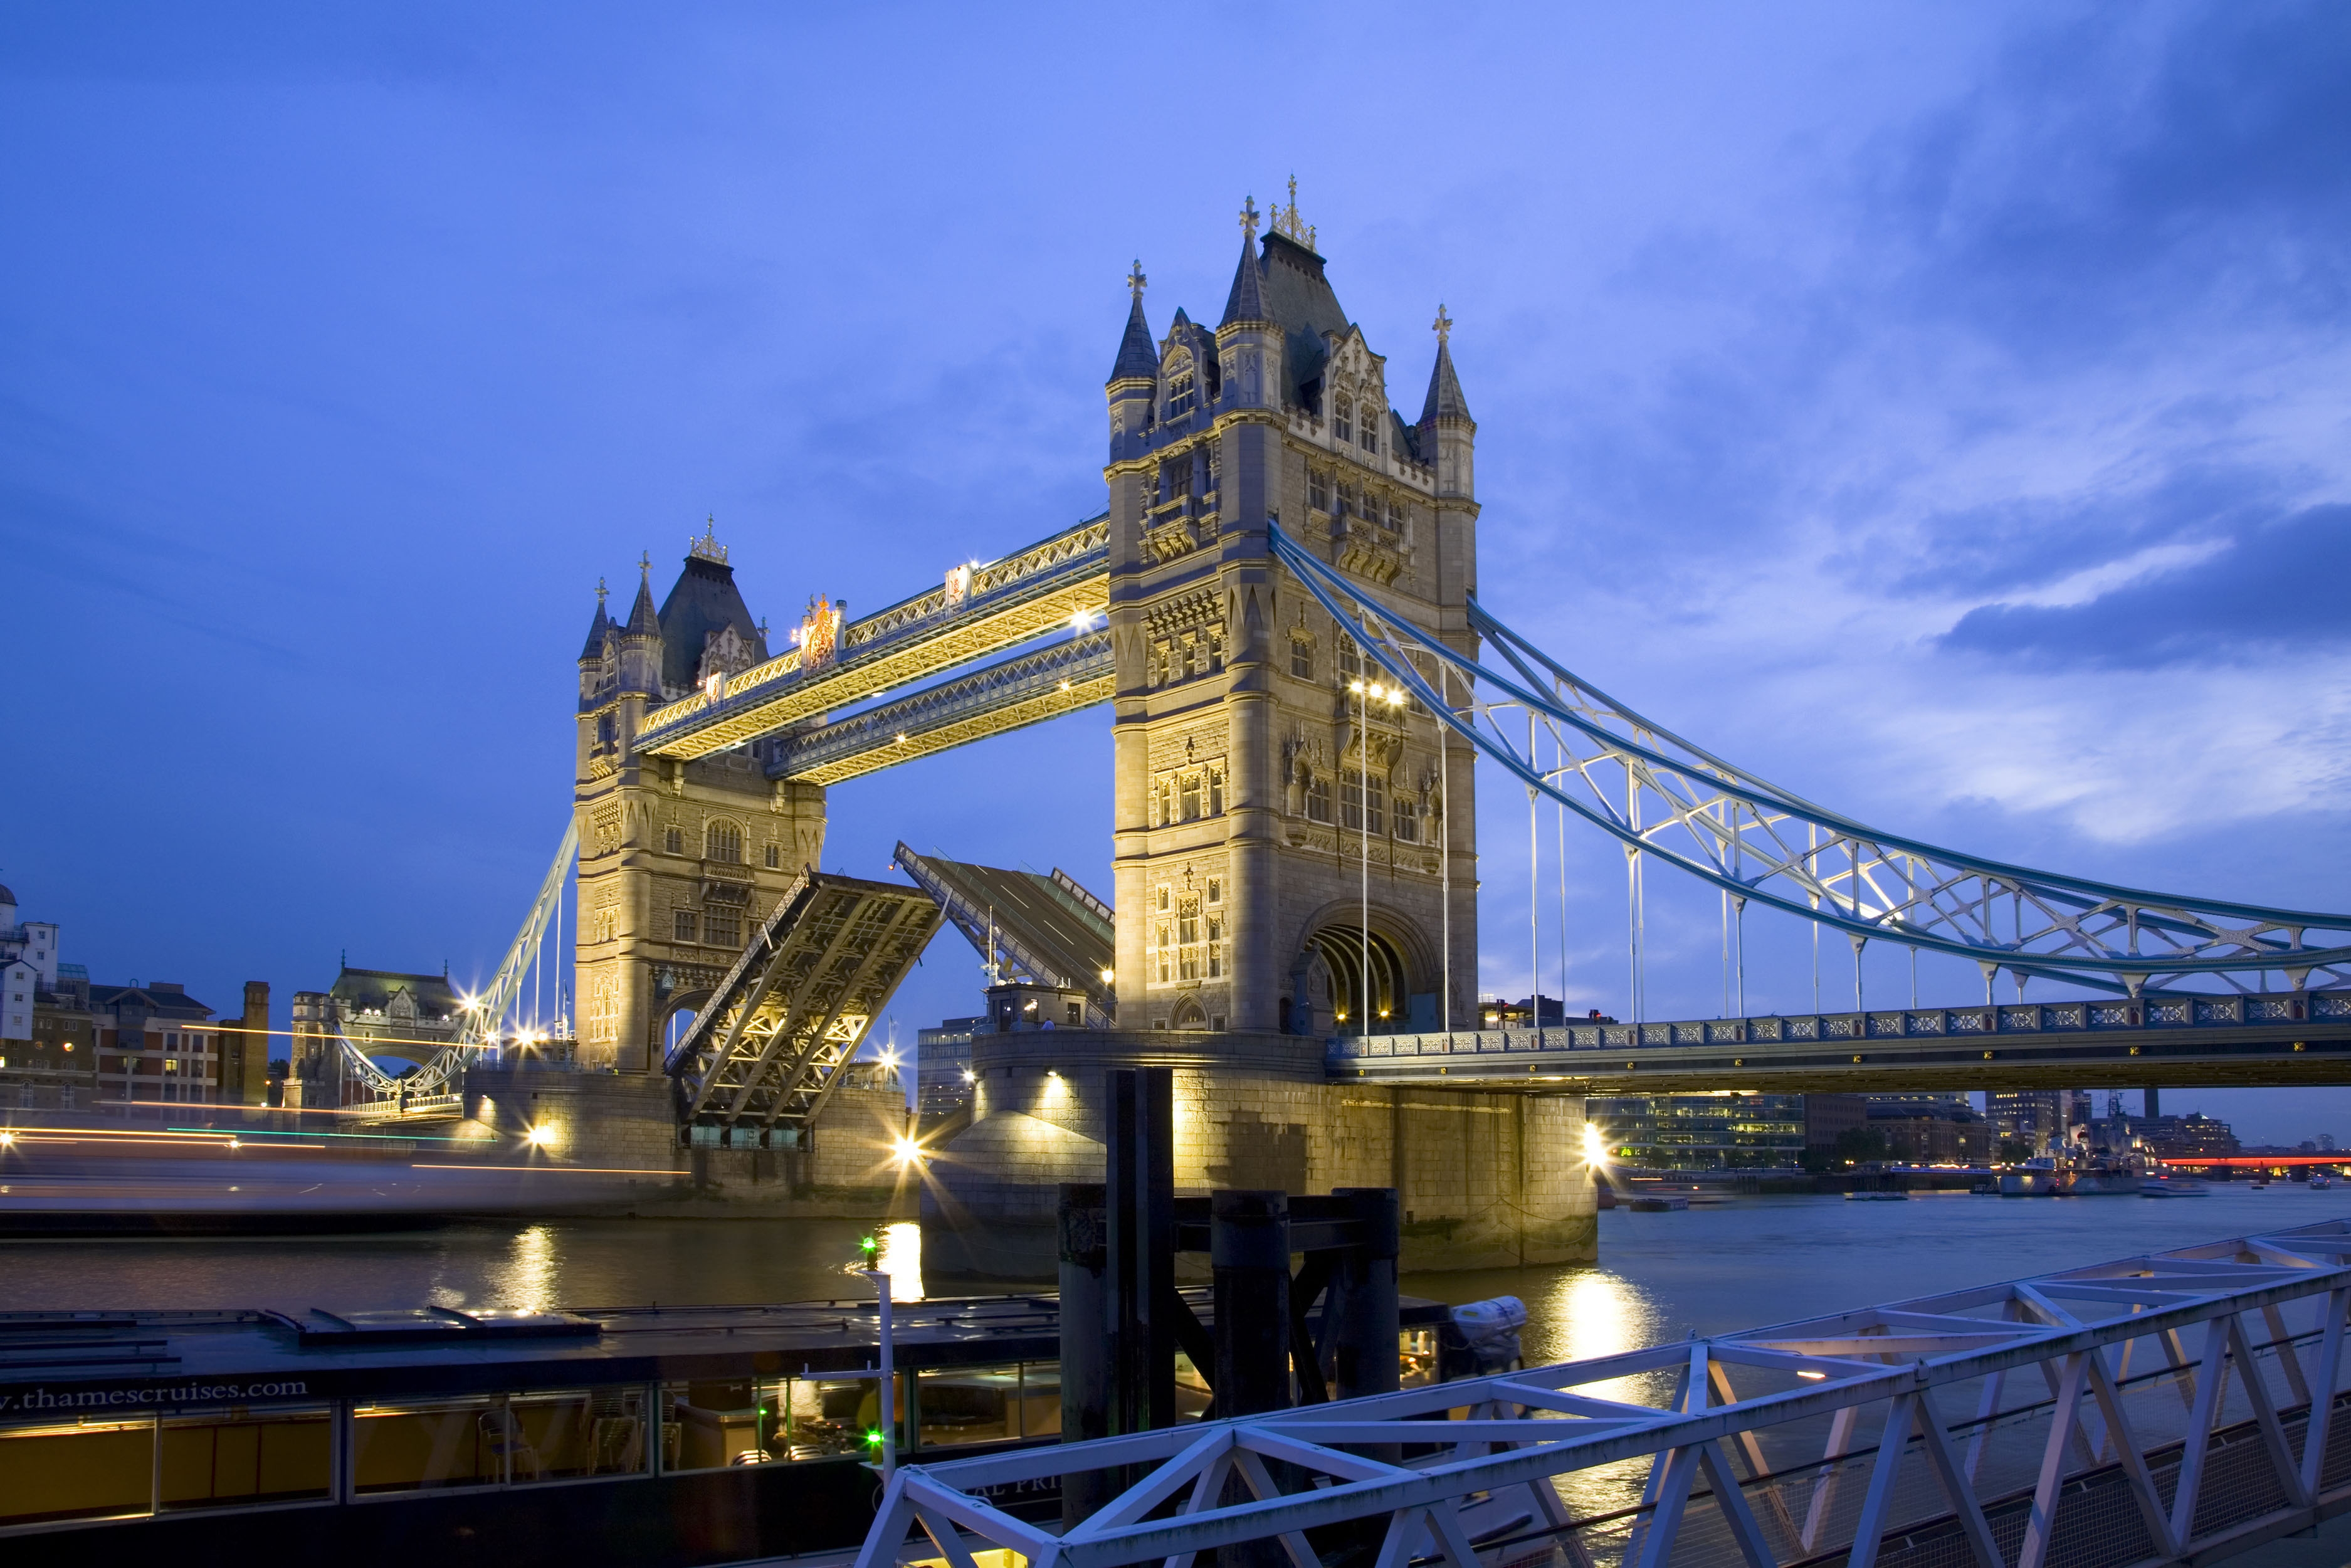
[2,4,2345,1143]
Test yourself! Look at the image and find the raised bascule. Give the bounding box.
[418,189,2351,1270]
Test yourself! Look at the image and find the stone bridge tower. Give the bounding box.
[572,529,828,1071]
[1106,191,1480,1039]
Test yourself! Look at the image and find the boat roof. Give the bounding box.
[0,1290,1453,1410]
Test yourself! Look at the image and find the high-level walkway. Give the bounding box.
[860,1219,2351,1568]
[1334,992,2351,1093]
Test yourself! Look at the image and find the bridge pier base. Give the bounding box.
[921,1029,1596,1279]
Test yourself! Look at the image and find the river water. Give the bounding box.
[1,1186,2337,1355]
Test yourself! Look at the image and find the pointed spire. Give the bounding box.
[624,554,660,636]
[1420,304,1473,424]
[1108,259,1157,384]
[579,579,613,661]
[1220,196,1268,327]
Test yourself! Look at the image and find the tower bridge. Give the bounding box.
[404,191,2351,1269]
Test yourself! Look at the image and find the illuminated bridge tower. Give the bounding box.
[1107,191,1480,1038]
[572,529,828,1071]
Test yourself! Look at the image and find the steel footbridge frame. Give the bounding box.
[1270,524,2351,999]
[858,1218,2351,1568]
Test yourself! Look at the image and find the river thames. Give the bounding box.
[2,1186,2333,1360]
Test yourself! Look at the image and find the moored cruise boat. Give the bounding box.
[0,1289,1472,1566]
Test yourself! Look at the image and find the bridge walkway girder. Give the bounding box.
[774,631,1112,784]
[634,513,1108,762]
[1334,1001,2351,1093]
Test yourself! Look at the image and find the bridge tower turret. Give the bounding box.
[1107,190,1478,1039]
[572,532,826,1071]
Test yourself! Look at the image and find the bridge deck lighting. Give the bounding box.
[1098,967,1115,984]
[523,1125,555,1148]
[1797,1369,1828,1381]
[890,1134,925,1167]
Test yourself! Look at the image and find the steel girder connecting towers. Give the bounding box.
[1270,525,2351,999]
[859,1218,2351,1568]
[665,870,939,1146]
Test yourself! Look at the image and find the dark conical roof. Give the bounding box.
[1108,293,1157,384]
[1219,231,1268,326]
[623,572,660,638]
[1420,337,1473,424]
[578,597,611,662]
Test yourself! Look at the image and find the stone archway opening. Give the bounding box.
[1304,924,1409,1036]
[658,990,713,1065]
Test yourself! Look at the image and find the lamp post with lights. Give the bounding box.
[856,1231,897,1482]
[1349,678,1406,1034]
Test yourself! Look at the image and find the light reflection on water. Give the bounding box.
[2,1185,2338,1521]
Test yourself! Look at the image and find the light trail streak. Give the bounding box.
[408,1162,686,1176]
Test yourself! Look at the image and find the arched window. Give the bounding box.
[1305,775,1333,824]
[1332,397,1352,444]
[1164,354,1197,419]
[1359,408,1379,453]
[665,827,684,855]
[705,821,743,864]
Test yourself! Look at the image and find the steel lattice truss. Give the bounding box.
[666,871,939,1138]
[340,821,580,1106]
[774,631,1115,785]
[635,513,1110,760]
[1271,526,2351,997]
[860,1219,2351,1568]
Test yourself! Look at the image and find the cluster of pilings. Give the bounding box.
[1056,1068,1404,1527]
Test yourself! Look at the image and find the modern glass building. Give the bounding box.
[1586,1093,1807,1171]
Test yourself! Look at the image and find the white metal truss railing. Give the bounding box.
[771,631,1115,785]
[859,1219,2351,1568]
[1269,525,2351,998]
[634,513,1111,760]
[335,822,579,1106]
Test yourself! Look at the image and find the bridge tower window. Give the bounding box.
[1309,469,1330,512]
[1332,397,1352,444]
[673,910,698,943]
[665,827,685,855]
[1393,794,1421,844]
[1290,637,1315,681]
[706,821,744,864]
[764,844,781,868]
[1179,774,1201,823]
[1340,769,1385,836]
[1305,775,1333,824]
[704,910,742,949]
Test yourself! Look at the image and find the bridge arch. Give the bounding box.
[1291,899,1434,1036]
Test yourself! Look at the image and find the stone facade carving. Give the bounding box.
[1107,199,1481,1037]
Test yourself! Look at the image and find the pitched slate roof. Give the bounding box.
[1219,230,1269,326]
[1420,336,1473,424]
[579,599,611,662]
[1108,294,1157,384]
[656,554,767,694]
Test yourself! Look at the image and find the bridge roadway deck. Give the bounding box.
[1331,991,2351,1092]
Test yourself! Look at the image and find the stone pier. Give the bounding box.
[920,1029,1595,1278]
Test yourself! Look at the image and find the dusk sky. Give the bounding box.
[3,4,2345,1142]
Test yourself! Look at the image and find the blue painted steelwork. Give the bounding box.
[1269,525,2351,998]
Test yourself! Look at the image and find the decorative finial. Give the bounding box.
[639,550,650,577]
[1239,196,1258,238]
[596,576,607,608]
[1127,259,1147,301]
[688,517,729,565]
[1433,303,1453,345]
[1271,175,1315,251]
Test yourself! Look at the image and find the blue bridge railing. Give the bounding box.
[1331,988,2351,1063]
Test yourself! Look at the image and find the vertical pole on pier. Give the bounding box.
[1106,1067,1176,1435]
[1058,1182,1112,1527]
[1330,1187,1401,1402]
[1212,1189,1293,1415]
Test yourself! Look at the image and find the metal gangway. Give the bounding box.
[858,1219,2351,1568]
